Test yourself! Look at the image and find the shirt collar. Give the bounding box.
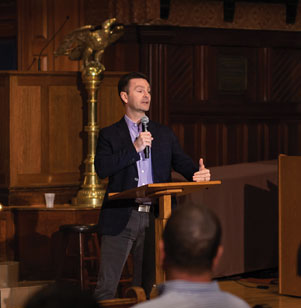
[124,114,140,129]
[159,280,219,294]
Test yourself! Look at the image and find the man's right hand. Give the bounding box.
[134,132,153,153]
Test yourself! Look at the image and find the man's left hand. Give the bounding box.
[192,158,211,182]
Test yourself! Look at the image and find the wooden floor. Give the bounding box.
[219,279,301,308]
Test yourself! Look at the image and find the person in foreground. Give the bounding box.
[94,72,211,300]
[132,204,250,308]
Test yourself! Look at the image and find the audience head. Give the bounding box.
[24,283,100,308]
[162,204,222,276]
[118,72,150,103]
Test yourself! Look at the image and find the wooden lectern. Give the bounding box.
[109,181,221,284]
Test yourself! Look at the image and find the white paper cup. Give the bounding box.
[44,193,55,208]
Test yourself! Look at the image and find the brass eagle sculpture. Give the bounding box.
[55,18,124,68]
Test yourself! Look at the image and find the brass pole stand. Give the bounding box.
[72,64,106,207]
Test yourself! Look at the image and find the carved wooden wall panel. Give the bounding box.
[170,119,301,167]
[194,45,209,101]
[12,85,42,175]
[140,43,169,125]
[0,71,123,206]
[102,25,301,167]
[9,74,82,188]
[103,42,140,73]
[18,0,84,71]
[270,48,301,103]
[0,76,10,188]
[98,72,125,129]
[48,85,83,175]
[0,0,17,38]
[18,0,49,70]
[166,45,194,103]
[207,46,259,104]
[52,0,84,71]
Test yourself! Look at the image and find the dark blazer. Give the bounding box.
[94,117,198,235]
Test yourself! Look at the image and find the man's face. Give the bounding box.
[121,78,151,113]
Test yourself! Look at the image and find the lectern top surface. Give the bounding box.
[108,181,221,200]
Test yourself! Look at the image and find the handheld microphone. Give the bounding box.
[34,16,70,71]
[141,116,150,159]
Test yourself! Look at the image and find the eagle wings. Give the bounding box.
[55,18,124,67]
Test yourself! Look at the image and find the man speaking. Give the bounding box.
[94,72,210,300]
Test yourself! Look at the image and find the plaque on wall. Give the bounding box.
[218,56,247,92]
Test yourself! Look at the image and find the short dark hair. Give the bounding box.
[118,72,150,97]
[24,283,100,308]
[163,204,221,274]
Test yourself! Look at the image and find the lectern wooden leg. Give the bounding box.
[155,194,172,285]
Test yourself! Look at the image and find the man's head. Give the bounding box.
[162,204,222,277]
[118,72,151,117]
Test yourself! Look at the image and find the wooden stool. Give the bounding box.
[58,224,100,291]
[57,223,133,295]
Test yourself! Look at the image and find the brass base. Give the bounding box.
[72,186,105,208]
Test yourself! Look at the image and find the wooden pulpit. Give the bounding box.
[109,181,221,285]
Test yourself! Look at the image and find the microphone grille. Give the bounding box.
[141,116,149,124]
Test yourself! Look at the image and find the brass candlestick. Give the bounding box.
[55,18,124,207]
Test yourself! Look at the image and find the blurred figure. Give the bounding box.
[133,204,250,308]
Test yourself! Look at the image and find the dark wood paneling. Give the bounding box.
[18,0,84,71]
[113,25,301,167]
[53,0,84,71]
[0,76,10,187]
[170,104,301,167]
[141,43,169,125]
[0,0,17,38]
[208,46,258,104]
[0,71,123,206]
[9,73,82,187]
[194,45,209,101]
[103,42,140,72]
[0,210,14,261]
[270,48,301,103]
[166,45,194,103]
[98,72,125,129]
[13,207,99,280]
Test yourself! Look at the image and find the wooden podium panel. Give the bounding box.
[109,181,221,284]
[279,154,301,296]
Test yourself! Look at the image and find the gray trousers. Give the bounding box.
[94,210,150,300]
